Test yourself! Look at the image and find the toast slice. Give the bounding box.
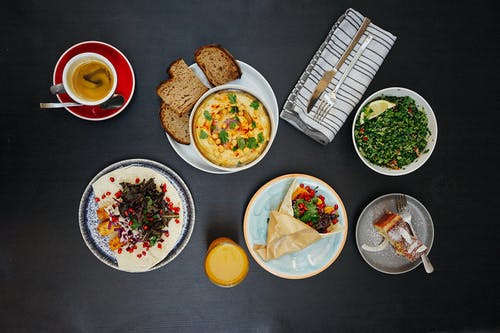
[156,59,208,115]
[194,44,242,86]
[159,102,191,144]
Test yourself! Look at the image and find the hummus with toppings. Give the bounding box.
[192,89,271,168]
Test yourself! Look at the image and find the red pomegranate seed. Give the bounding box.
[117,248,122,254]
[101,194,106,199]
[142,251,146,256]
[95,197,100,202]
[135,177,140,183]
[164,230,169,237]
[157,243,162,249]
[109,177,115,182]
[137,254,142,258]
[115,191,122,198]
[106,191,111,196]
[175,218,180,224]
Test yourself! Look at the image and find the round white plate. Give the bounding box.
[166,60,279,174]
[78,159,195,272]
[355,193,434,274]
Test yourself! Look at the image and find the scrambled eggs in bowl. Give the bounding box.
[191,85,272,170]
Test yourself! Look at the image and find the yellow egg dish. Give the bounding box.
[192,89,271,168]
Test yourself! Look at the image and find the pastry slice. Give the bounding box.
[373,212,427,261]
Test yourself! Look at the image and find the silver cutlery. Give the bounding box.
[40,94,125,110]
[307,17,371,113]
[396,194,434,273]
[314,34,373,121]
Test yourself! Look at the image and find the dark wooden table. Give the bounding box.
[2,0,499,332]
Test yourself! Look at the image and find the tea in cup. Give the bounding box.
[61,52,117,105]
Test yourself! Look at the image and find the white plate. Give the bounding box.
[166,60,279,174]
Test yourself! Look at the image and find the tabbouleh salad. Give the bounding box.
[354,95,430,169]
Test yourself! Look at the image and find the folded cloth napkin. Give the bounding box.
[280,8,397,145]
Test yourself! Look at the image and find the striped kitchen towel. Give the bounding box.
[280,8,397,145]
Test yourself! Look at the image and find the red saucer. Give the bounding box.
[53,41,135,121]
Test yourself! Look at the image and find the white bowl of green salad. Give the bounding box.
[352,87,437,176]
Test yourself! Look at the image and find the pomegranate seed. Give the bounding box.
[101,194,106,199]
[135,177,140,183]
[142,251,146,256]
[115,191,122,198]
[95,197,100,202]
[164,230,170,237]
[117,248,122,254]
[175,218,180,224]
[110,177,115,182]
[334,204,338,210]
[157,243,162,249]
[106,191,111,196]
[137,254,142,258]
[143,225,149,230]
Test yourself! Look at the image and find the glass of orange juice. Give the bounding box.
[205,237,249,287]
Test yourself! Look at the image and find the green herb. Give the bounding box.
[257,132,264,143]
[219,130,229,144]
[354,95,430,169]
[229,122,237,129]
[228,93,237,104]
[251,121,256,129]
[250,100,260,110]
[203,110,212,120]
[230,106,239,114]
[199,130,209,139]
[237,137,246,150]
[293,199,320,223]
[246,137,259,149]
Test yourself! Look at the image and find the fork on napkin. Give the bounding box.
[280,8,397,145]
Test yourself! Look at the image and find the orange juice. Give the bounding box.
[205,237,249,287]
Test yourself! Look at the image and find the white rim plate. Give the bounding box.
[355,193,434,274]
[78,159,195,272]
[166,60,279,174]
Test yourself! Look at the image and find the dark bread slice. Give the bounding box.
[159,102,191,144]
[194,44,242,86]
[156,59,208,115]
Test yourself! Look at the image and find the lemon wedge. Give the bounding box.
[359,99,396,124]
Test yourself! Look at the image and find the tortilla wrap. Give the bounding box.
[92,166,183,272]
[254,179,344,261]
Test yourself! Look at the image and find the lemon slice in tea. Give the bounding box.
[360,100,396,124]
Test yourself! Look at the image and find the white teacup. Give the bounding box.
[55,52,117,106]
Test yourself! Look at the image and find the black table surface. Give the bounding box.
[2,0,499,332]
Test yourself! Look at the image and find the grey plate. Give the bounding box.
[78,159,195,272]
[355,193,434,274]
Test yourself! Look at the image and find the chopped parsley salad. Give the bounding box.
[354,95,430,170]
[291,183,339,233]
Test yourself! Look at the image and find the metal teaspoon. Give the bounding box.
[40,94,125,110]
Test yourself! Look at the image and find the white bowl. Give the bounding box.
[352,87,438,176]
[189,84,277,172]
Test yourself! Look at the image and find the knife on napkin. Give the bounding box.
[307,17,371,113]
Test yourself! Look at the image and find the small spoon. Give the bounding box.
[40,94,125,110]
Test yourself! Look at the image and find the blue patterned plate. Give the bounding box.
[78,159,195,272]
[243,174,348,279]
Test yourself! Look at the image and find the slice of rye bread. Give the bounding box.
[156,59,208,115]
[194,44,242,86]
[159,102,191,144]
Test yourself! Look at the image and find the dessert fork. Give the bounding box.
[396,194,434,273]
[314,35,373,121]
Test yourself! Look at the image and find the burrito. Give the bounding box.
[254,179,344,261]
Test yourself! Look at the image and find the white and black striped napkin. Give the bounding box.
[280,8,397,145]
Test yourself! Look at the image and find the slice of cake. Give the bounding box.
[373,212,427,261]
